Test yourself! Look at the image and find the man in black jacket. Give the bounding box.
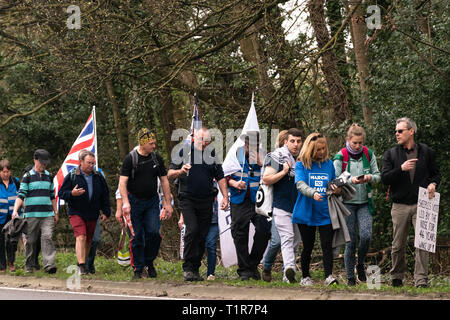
[59,149,111,274]
[381,117,440,288]
[168,127,229,281]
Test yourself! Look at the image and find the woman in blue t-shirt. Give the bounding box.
[292,133,341,286]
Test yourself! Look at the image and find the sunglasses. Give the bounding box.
[311,134,323,141]
[395,129,409,134]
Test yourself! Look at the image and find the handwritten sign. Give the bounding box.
[414,187,440,253]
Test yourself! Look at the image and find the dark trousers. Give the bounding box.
[297,223,334,278]
[230,198,271,276]
[129,194,161,273]
[180,196,214,273]
[0,216,17,270]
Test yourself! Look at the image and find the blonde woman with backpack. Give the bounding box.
[333,124,380,286]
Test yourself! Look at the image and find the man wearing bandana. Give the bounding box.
[119,128,173,279]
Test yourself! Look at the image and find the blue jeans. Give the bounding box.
[263,218,281,271]
[205,223,219,276]
[344,203,372,280]
[129,194,161,273]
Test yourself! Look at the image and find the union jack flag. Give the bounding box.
[53,108,97,208]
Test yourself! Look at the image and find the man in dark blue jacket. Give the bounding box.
[58,149,111,274]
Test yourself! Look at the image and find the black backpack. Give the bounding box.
[129,149,160,179]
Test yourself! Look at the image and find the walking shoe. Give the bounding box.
[132,271,142,280]
[77,263,88,275]
[285,267,297,283]
[300,277,313,286]
[45,266,57,274]
[262,269,272,282]
[392,279,403,287]
[347,278,356,286]
[194,271,204,281]
[146,264,157,278]
[325,275,338,286]
[8,262,16,272]
[251,269,261,280]
[88,265,96,274]
[416,283,428,288]
[356,264,367,282]
[239,271,252,281]
[207,274,216,281]
[184,271,203,281]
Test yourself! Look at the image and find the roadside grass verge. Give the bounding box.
[5,251,449,297]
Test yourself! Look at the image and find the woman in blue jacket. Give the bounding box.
[0,160,20,272]
[292,133,341,286]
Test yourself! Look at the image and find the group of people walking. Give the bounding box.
[0,117,440,288]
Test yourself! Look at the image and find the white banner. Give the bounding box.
[415,187,440,253]
[217,191,256,268]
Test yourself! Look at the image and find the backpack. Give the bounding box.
[335,146,375,215]
[130,149,160,180]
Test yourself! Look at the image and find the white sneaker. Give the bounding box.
[300,277,313,286]
[325,275,338,286]
[207,274,216,281]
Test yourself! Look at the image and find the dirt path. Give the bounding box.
[0,275,448,300]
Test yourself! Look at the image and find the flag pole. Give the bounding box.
[92,105,99,169]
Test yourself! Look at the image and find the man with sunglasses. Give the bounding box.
[381,117,440,288]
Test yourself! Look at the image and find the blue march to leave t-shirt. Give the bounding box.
[292,159,336,226]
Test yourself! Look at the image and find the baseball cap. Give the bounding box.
[34,149,51,165]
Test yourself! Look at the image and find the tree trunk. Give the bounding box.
[346,0,372,125]
[105,79,128,159]
[307,0,351,124]
[325,0,352,107]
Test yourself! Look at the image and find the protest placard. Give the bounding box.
[414,187,440,253]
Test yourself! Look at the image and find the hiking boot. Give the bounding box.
[132,271,142,280]
[356,264,367,282]
[262,269,272,282]
[300,277,313,286]
[285,267,297,284]
[416,283,428,288]
[347,278,356,286]
[392,279,403,287]
[325,275,338,286]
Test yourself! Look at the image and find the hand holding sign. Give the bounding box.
[415,187,440,253]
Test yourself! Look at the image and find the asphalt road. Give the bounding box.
[0,286,173,300]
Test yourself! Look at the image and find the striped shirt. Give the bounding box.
[18,169,55,218]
